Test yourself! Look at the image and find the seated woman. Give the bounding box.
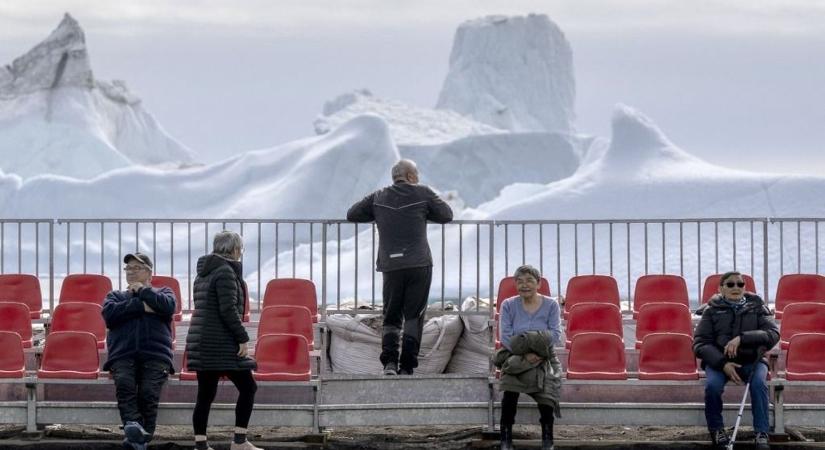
[694,271,778,450]
[494,264,562,450]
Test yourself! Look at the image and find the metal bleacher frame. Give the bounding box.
[0,217,824,435]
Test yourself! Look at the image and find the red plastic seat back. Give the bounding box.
[59,274,112,305]
[258,305,314,346]
[701,274,757,305]
[775,274,825,319]
[780,303,825,349]
[566,332,627,380]
[254,333,311,381]
[635,302,693,348]
[785,333,825,381]
[150,275,183,321]
[262,279,317,322]
[38,331,99,379]
[633,275,689,318]
[0,274,43,318]
[0,302,33,348]
[51,302,106,348]
[564,275,620,318]
[496,276,551,313]
[0,331,25,378]
[638,333,698,380]
[565,303,622,348]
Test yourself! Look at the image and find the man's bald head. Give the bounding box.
[391,159,419,184]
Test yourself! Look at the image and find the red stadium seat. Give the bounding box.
[262,278,318,322]
[59,274,112,305]
[785,333,825,381]
[179,351,196,381]
[635,302,693,349]
[779,303,825,350]
[258,305,314,347]
[701,274,757,305]
[566,332,627,380]
[565,303,622,349]
[774,274,825,319]
[0,331,25,378]
[496,276,551,314]
[632,275,689,319]
[37,331,99,379]
[0,274,43,318]
[0,302,33,348]
[638,333,698,380]
[253,333,311,381]
[564,275,621,319]
[51,302,106,349]
[150,275,183,321]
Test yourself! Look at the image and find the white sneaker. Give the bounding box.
[230,440,263,450]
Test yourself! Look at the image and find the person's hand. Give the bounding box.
[723,362,743,384]
[525,353,543,364]
[127,282,144,294]
[143,302,155,314]
[725,336,741,358]
[238,342,248,358]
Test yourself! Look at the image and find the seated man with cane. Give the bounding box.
[693,271,779,450]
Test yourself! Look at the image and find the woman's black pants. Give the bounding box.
[500,391,555,427]
[193,370,257,435]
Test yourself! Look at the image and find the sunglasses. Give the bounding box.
[724,282,746,288]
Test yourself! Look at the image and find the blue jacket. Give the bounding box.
[102,286,176,372]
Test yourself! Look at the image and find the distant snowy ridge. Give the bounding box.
[0,114,397,219]
[484,105,825,220]
[314,89,503,145]
[0,14,196,179]
[436,14,575,134]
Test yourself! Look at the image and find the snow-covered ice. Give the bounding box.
[0,14,195,179]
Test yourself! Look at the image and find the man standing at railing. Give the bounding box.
[102,253,176,450]
[347,159,453,375]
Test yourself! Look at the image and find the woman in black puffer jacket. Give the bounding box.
[186,231,261,450]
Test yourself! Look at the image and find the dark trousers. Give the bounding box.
[380,266,432,371]
[704,362,770,433]
[500,391,555,427]
[110,358,171,436]
[193,370,257,435]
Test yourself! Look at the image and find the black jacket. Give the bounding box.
[693,293,780,370]
[102,286,176,372]
[347,181,453,272]
[185,254,251,371]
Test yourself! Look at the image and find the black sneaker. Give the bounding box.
[755,431,770,450]
[383,362,398,375]
[398,367,413,375]
[710,428,730,450]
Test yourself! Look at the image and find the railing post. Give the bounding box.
[763,219,770,307]
[487,221,496,431]
[49,220,55,313]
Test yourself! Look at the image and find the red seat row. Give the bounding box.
[566,331,825,381]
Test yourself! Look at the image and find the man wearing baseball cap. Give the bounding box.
[102,252,176,450]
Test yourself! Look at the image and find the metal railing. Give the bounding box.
[0,217,823,315]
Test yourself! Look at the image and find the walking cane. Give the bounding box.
[727,347,765,450]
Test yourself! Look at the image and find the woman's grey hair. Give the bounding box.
[719,271,742,285]
[213,230,243,257]
[513,264,541,282]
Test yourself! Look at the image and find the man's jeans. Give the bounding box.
[380,266,432,371]
[704,362,770,433]
[110,358,171,436]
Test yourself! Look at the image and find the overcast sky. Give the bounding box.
[2,1,824,174]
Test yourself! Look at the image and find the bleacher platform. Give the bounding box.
[0,272,823,439]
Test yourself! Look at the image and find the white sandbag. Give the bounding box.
[326,313,383,374]
[445,296,494,374]
[326,303,464,374]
